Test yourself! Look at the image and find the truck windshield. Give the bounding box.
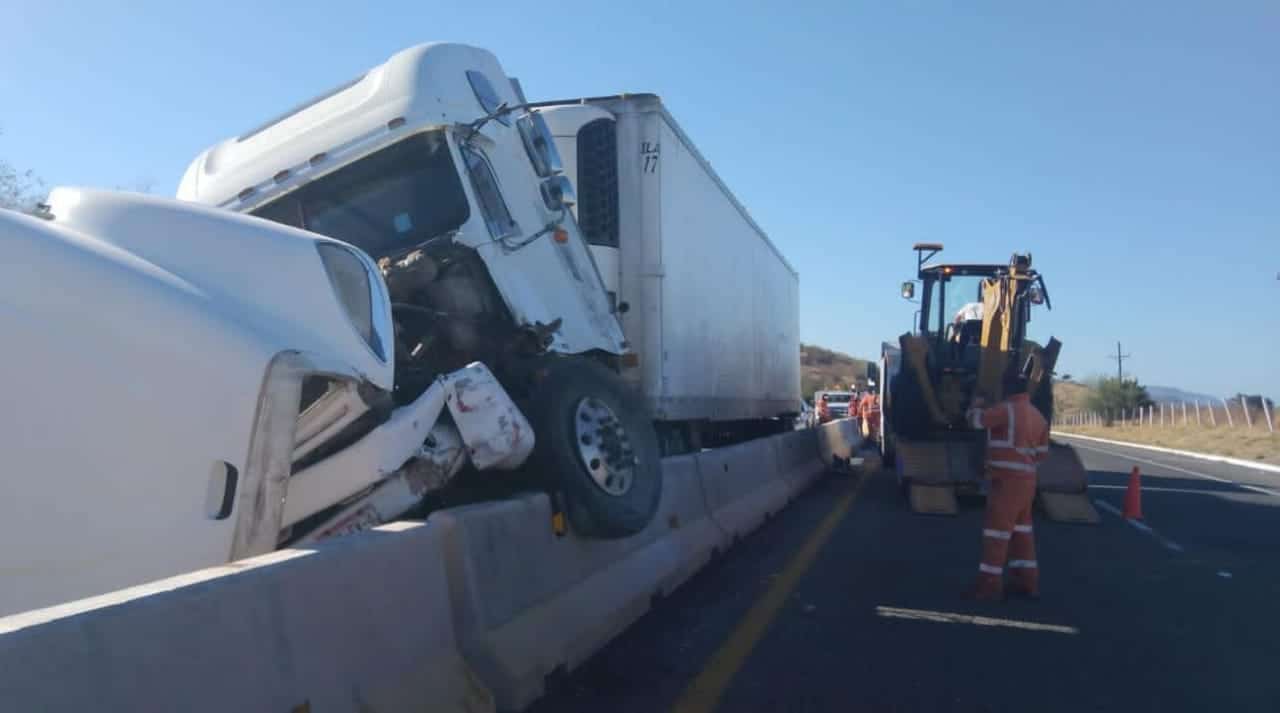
[251,131,470,259]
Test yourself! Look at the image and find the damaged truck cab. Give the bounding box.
[178,45,663,540]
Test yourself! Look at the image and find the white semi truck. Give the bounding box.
[0,42,798,615]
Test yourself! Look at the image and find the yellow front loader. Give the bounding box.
[880,244,1097,523]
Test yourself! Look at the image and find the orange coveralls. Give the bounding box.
[969,392,1050,599]
[858,393,881,441]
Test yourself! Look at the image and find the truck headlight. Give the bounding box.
[317,243,389,361]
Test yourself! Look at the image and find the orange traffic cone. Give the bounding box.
[1123,466,1143,520]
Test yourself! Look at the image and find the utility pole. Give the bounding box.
[1108,342,1132,381]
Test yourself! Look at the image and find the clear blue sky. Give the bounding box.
[2,1,1276,397]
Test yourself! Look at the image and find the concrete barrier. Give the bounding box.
[773,427,825,495]
[437,454,722,712]
[0,521,493,713]
[817,418,863,469]
[0,432,824,713]
[696,437,791,540]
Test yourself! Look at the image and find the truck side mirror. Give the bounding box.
[517,112,563,178]
[541,175,576,211]
[901,281,915,300]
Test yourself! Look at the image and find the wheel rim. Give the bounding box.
[573,397,637,496]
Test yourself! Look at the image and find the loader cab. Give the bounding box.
[908,244,1050,368]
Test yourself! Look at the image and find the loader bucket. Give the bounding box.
[896,438,983,485]
[1036,442,1099,524]
[908,483,959,515]
[1037,442,1089,493]
[896,437,981,516]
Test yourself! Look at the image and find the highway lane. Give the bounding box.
[1054,432,1280,496]
[530,438,1280,713]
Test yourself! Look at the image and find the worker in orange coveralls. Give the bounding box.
[966,373,1050,601]
[858,391,881,442]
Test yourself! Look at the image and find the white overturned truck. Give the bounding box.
[0,42,798,616]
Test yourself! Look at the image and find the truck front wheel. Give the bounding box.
[523,357,662,538]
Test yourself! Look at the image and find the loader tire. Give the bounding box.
[522,357,662,539]
[881,429,896,467]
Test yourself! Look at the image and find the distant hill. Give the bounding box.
[800,344,871,398]
[1053,380,1093,414]
[1052,380,1225,413]
[1146,385,1220,404]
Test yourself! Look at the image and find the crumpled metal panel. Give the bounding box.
[443,362,535,471]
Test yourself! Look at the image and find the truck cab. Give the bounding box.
[181,43,665,543]
[179,43,625,377]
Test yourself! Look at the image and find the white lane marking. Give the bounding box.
[1094,500,1185,552]
[1090,484,1238,495]
[1094,499,1123,517]
[875,606,1078,635]
[1069,441,1280,497]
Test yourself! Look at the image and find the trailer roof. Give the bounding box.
[532,94,798,278]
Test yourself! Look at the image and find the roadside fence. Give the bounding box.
[1057,396,1275,435]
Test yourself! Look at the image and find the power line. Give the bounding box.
[1108,341,1132,381]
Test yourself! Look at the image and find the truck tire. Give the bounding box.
[522,357,662,538]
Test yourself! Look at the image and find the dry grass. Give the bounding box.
[1060,423,1280,466]
[1053,381,1092,414]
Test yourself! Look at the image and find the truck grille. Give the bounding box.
[577,118,619,248]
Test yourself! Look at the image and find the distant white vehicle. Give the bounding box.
[815,390,854,423]
[796,400,815,429]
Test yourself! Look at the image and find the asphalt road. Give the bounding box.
[529,437,1280,713]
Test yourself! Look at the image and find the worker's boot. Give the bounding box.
[1005,584,1040,601]
[1007,572,1040,601]
[963,577,1004,602]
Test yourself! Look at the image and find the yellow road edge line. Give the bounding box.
[669,475,866,713]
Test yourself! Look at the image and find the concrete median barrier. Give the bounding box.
[437,454,722,712]
[773,427,825,495]
[696,437,791,540]
[0,431,824,713]
[0,521,493,713]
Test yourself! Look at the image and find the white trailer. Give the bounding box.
[534,97,800,436]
